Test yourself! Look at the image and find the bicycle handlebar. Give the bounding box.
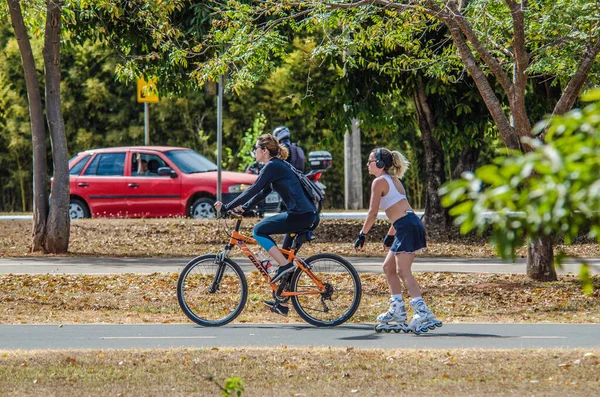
[217,210,244,220]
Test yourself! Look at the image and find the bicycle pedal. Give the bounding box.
[263,300,289,317]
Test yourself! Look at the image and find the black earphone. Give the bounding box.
[375,148,386,169]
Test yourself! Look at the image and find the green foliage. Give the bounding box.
[237,113,268,172]
[440,89,600,291]
[222,377,244,397]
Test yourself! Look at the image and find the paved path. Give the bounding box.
[1,323,598,350]
[1,256,598,275]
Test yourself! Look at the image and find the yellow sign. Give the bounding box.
[137,78,159,103]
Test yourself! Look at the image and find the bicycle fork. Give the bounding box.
[209,250,229,293]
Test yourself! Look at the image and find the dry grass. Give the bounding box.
[1,272,598,325]
[2,218,600,258]
[1,348,599,396]
[1,217,599,325]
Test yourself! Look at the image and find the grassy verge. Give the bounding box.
[2,218,600,258]
[1,348,599,396]
[1,272,598,324]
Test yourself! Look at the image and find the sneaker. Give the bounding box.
[263,300,289,317]
[270,262,296,283]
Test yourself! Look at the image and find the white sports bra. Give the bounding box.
[379,174,407,210]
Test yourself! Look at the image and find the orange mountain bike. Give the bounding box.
[177,213,362,327]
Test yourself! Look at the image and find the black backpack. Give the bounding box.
[283,162,324,212]
[288,142,306,171]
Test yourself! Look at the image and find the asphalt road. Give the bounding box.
[1,323,598,350]
[1,256,598,275]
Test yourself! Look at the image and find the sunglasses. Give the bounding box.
[253,145,264,151]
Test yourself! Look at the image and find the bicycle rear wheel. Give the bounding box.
[289,253,362,327]
[177,254,248,326]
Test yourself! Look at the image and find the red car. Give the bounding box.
[67,146,281,219]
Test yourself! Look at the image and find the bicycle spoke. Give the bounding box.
[177,255,247,326]
[291,253,361,327]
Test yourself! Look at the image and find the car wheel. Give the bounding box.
[190,197,217,219]
[70,198,90,220]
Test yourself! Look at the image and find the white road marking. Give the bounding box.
[101,336,217,340]
[519,336,567,339]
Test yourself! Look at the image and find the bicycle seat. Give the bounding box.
[288,230,315,245]
[283,217,319,250]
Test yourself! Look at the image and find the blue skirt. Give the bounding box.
[390,211,427,254]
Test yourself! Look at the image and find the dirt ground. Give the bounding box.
[2,218,599,258]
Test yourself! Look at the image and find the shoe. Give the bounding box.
[270,262,296,283]
[263,300,289,317]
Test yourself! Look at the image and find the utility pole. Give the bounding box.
[344,118,363,209]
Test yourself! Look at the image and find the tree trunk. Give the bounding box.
[451,145,480,180]
[412,78,449,231]
[43,0,70,253]
[526,236,557,281]
[344,119,363,209]
[7,0,48,252]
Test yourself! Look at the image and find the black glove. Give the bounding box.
[353,232,366,249]
[383,234,395,248]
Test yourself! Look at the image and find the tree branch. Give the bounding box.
[552,36,600,116]
[439,0,513,93]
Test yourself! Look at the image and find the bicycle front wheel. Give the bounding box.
[290,253,362,327]
[177,254,248,326]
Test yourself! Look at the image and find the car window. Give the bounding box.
[164,149,218,174]
[69,155,91,176]
[84,153,126,176]
[132,153,168,177]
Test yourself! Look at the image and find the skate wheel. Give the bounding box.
[374,325,382,333]
[393,328,401,333]
[402,328,410,333]
[435,321,443,328]
[428,324,436,330]
[384,329,391,333]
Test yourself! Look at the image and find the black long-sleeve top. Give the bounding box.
[224,158,316,214]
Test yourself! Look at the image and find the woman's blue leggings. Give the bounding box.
[253,211,318,251]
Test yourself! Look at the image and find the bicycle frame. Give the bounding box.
[219,217,325,297]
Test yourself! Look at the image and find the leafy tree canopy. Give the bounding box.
[439,88,600,292]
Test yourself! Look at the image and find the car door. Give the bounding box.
[126,151,182,217]
[75,151,128,217]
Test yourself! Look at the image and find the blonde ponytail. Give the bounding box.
[388,151,410,179]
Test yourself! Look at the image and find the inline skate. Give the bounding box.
[374,298,410,333]
[408,300,442,335]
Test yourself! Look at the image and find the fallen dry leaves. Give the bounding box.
[0,272,598,324]
[1,218,599,258]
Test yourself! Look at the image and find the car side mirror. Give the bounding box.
[158,167,177,178]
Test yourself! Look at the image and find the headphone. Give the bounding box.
[375,148,386,169]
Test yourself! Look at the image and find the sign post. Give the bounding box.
[216,75,223,203]
[137,78,159,145]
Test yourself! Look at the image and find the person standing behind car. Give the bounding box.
[273,126,305,171]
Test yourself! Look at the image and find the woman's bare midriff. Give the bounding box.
[384,199,413,222]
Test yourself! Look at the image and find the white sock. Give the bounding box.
[391,294,403,301]
[410,297,424,305]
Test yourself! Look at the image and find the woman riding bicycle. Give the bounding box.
[215,133,318,284]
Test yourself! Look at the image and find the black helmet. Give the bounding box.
[273,126,290,142]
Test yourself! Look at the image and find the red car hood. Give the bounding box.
[185,170,258,189]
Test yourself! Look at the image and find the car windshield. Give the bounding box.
[164,149,218,174]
